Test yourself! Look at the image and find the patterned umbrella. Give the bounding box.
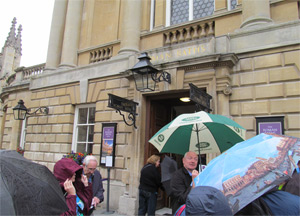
[149,111,246,158]
[193,133,300,214]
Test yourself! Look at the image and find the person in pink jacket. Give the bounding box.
[54,158,93,215]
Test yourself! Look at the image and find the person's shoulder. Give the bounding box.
[93,169,101,177]
[172,167,185,176]
[143,163,155,170]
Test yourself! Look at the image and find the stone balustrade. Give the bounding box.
[89,46,113,63]
[164,21,215,45]
[22,63,45,80]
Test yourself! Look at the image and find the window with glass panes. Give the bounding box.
[72,105,95,154]
[170,0,214,26]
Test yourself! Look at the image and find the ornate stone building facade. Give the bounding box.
[0,0,299,214]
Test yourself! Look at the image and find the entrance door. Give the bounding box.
[145,92,195,209]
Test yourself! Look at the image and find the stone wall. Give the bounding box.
[231,50,300,138]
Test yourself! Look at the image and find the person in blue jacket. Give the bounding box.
[235,188,300,216]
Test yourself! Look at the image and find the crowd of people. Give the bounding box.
[138,152,300,216]
[54,155,104,216]
[53,152,299,216]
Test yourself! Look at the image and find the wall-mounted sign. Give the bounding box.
[108,94,138,128]
[189,83,212,113]
[256,116,284,135]
[100,123,117,167]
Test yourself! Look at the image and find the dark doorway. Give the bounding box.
[144,91,196,209]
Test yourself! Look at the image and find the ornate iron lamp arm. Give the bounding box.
[115,109,137,129]
[151,71,171,84]
[27,106,49,116]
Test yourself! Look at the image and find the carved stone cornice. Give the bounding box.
[179,53,238,72]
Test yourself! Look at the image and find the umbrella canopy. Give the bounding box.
[160,155,178,196]
[0,150,68,215]
[193,133,300,214]
[149,111,246,155]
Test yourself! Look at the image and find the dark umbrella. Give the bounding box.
[0,150,68,215]
[160,155,177,196]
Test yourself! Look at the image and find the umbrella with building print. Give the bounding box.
[193,133,300,214]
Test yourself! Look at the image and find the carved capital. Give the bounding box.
[223,84,232,95]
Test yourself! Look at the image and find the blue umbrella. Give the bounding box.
[193,133,300,214]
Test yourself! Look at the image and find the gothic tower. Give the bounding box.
[0,17,22,81]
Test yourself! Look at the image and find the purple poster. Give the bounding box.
[101,126,116,165]
[259,122,282,135]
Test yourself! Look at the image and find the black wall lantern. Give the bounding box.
[131,52,171,92]
[13,99,49,120]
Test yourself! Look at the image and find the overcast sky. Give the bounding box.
[0,0,54,67]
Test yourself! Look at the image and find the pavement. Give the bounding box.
[93,207,172,216]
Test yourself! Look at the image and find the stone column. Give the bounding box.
[241,0,273,28]
[118,0,142,55]
[45,0,68,71]
[59,0,84,68]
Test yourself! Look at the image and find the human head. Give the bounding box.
[54,158,83,187]
[183,151,198,172]
[186,186,233,216]
[82,155,98,178]
[147,155,160,167]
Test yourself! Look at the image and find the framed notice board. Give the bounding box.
[100,123,117,167]
[256,116,284,135]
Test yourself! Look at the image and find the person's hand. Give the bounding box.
[92,197,100,208]
[81,174,89,187]
[192,170,199,179]
[64,179,76,195]
[191,170,199,189]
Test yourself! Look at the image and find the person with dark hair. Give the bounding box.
[174,186,232,216]
[170,151,199,214]
[54,158,93,216]
[186,186,232,215]
[138,155,163,216]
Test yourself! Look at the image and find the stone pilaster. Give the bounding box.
[10,119,22,150]
[241,0,273,28]
[45,0,68,71]
[59,0,84,68]
[216,66,232,117]
[118,0,142,55]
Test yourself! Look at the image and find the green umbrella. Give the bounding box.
[149,111,246,161]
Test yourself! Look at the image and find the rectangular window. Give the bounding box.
[228,0,238,10]
[19,118,27,149]
[193,0,214,20]
[166,0,215,27]
[72,104,95,154]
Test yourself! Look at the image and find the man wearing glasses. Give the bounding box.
[82,155,105,215]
